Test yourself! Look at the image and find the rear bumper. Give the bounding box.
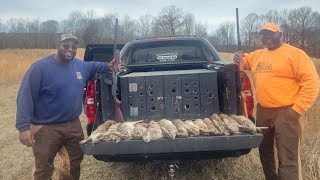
[80,133,263,161]
[93,149,252,162]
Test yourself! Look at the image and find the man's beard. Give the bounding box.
[58,51,75,63]
[263,39,281,50]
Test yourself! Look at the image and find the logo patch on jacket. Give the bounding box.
[255,62,272,73]
[76,72,83,79]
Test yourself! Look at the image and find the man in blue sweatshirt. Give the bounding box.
[16,34,115,180]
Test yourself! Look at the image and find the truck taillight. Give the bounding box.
[243,73,254,116]
[85,80,96,124]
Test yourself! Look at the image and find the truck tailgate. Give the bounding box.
[80,133,263,155]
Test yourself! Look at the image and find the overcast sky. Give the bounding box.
[1,0,319,32]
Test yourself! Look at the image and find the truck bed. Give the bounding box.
[80,133,263,162]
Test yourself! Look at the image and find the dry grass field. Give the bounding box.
[0,49,319,180]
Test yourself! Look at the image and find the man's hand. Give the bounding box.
[108,59,121,72]
[233,52,242,65]
[19,130,34,147]
[108,59,115,71]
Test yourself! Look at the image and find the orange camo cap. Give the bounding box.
[260,23,281,33]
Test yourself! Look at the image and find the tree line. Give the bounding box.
[0,5,319,57]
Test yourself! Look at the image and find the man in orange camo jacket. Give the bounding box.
[233,23,319,180]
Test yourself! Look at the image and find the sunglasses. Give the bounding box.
[260,34,272,38]
[61,44,78,50]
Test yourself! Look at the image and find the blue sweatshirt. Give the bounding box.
[16,55,109,132]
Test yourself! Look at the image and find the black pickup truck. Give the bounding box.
[80,37,262,162]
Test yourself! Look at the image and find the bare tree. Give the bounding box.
[156,5,185,36]
[194,22,208,37]
[25,19,40,48]
[119,15,138,42]
[288,6,318,49]
[64,10,86,34]
[302,10,320,56]
[26,19,40,33]
[99,13,118,43]
[0,19,7,32]
[152,18,170,37]
[6,18,27,33]
[278,9,291,43]
[82,19,99,44]
[1,5,319,57]
[262,10,282,24]
[5,18,39,48]
[40,20,59,33]
[215,21,235,51]
[138,14,154,38]
[59,20,69,33]
[39,20,60,48]
[241,13,261,48]
[86,9,97,20]
[184,13,195,35]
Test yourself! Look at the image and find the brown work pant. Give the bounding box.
[257,104,304,180]
[31,118,84,180]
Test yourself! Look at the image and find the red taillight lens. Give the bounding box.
[243,73,254,116]
[85,80,96,123]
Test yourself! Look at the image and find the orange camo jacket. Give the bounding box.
[243,43,319,114]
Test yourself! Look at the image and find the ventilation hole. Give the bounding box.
[151,98,154,102]
[149,84,153,89]
[208,92,213,98]
[140,106,144,109]
[140,92,143,96]
[185,83,190,87]
[130,104,133,107]
[149,91,154,95]
[141,99,144,102]
[194,82,197,86]
[184,104,190,110]
[185,89,190,94]
[195,104,198,107]
[151,106,156,111]
[194,97,198,100]
[193,90,197,93]
[186,97,189,100]
[172,89,176,94]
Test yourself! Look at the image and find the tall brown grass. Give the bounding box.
[0,48,85,83]
[302,57,320,180]
[0,49,319,179]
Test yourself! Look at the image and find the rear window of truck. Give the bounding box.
[92,51,113,62]
[123,40,216,65]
